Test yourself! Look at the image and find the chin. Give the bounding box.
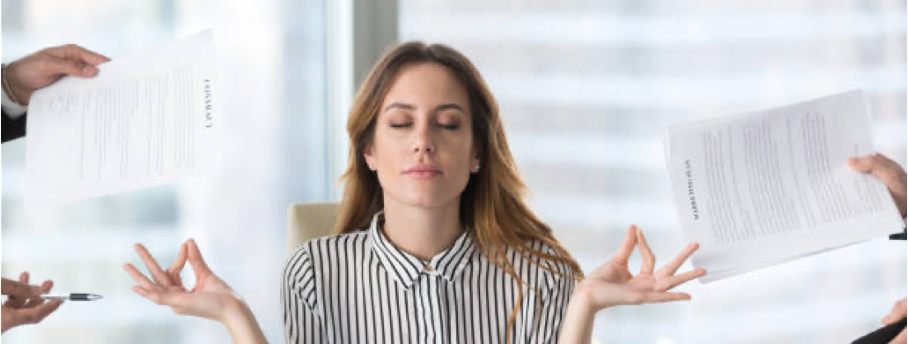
[395,189,460,210]
[400,195,447,209]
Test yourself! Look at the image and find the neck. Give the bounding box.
[382,196,463,261]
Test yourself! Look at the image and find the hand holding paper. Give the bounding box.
[3,44,110,105]
[849,153,907,218]
[24,31,216,207]
[664,90,904,282]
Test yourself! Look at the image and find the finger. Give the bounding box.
[2,277,32,298]
[874,153,902,170]
[611,225,638,265]
[167,242,188,273]
[132,285,187,309]
[134,244,174,286]
[874,154,908,188]
[888,328,906,344]
[44,55,95,78]
[43,45,109,65]
[187,239,213,278]
[167,242,189,286]
[637,228,656,275]
[648,292,691,303]
[22,280,54,309]
[847,155,873,172]
[642,291,692,304]
[656,242,700,277]
[849,155,904,188]
[883,299,908,324]
[3,274,32,308]
[123,263,156,289]
[657,268,707,291]
[132,285,166,305]
[61,44,110,65]
[16,299,63,325]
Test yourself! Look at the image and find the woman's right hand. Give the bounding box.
[124,239,241,323]
[125,239,269,344]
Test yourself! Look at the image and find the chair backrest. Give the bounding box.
[286,202,340,253]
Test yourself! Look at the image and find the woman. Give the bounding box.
[125,42,706,344]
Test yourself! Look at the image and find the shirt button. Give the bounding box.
[425,263,440,276]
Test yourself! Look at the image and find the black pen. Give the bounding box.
[36,293,103,301]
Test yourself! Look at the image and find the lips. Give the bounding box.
[403,164,443,178]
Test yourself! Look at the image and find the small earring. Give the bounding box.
[471,165,480,173]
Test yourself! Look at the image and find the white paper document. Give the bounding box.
[25,30,215,206]
[664,90,904,283]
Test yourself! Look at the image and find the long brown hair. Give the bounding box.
[335,42,584,340]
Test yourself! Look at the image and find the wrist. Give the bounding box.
[3,62,33,105]
[219,294,268,344]
[570,281,601,317]
[220,296,250,325]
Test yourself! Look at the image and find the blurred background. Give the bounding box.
[1,0,905,343]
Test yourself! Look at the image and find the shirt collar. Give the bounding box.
[368,211,475,289]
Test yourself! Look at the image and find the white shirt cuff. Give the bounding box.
[1,86,27,118]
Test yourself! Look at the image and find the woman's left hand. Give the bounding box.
[559,225,706,344]
[573,225,706,313]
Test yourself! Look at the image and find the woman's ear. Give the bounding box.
[364,144,377,171]
[471,154,481,174]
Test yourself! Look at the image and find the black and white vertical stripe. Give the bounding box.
[282,212,576,344]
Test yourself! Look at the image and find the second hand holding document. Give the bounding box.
[664,90,903,283]
[24,30,216,207]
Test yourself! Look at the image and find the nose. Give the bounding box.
[411,122,435,154]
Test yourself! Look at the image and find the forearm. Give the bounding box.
[222,299,269,344]
[558,291,597,344]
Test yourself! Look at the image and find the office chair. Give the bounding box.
[286,202,339,254]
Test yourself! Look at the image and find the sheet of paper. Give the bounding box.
[664,90,903,282]
[25,30,216,206]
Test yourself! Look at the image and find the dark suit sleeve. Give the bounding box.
[2,110,27,143]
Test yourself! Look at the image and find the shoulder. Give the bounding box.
[284,231,371,278]
[510,239,578,291]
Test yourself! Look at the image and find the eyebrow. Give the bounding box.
[383,102,466,114]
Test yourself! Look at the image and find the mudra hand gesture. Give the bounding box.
[124,239,267,344]
[124,239,241,321]
[560,225,706,344]
[578,225,706,309]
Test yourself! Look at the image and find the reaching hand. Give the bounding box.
[883,298,906,344]
[124,239,242,323]
[3,44,109,104]
[849,153,907,218]
[1,272,63,333]
[574,225,706,312]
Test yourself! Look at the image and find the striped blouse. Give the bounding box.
[282,212,576,344]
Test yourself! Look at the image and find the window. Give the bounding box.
[2,0,327,343]
[399,1,906,343]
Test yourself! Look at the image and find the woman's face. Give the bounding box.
[365,62,479,210]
